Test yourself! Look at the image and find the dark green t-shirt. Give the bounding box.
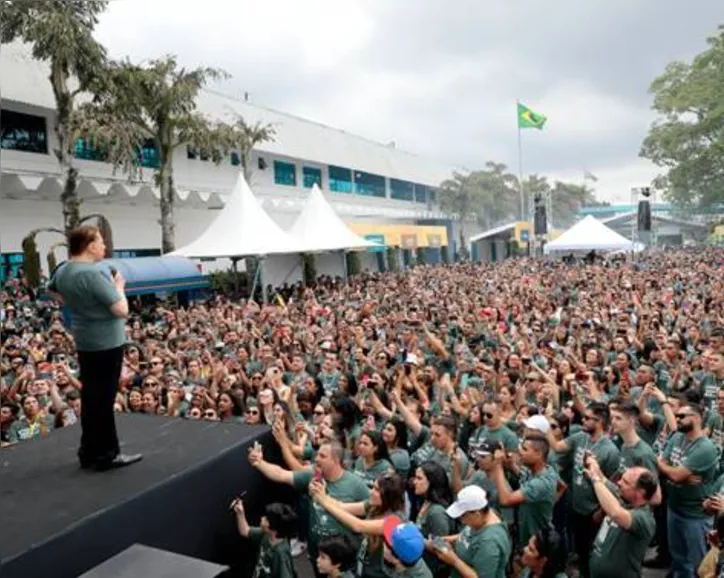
[566,432,621,515]
[518,464,559,546]
[248,528,296,578]
[619,439,657,473]
[452,522,510,578]
[48,262,125,351]
[662,432,719,518]
[589,506,655,578]
[292,470,369,545]
[353,457,393,488]
[416,502,454,576]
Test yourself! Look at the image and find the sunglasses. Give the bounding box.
[675,413,691,420]
[151,361,163,366]
[246,409,260,415]
[484,412,495,419]
[252,375,263,380]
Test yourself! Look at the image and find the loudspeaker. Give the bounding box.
[637,200,651,232]
[534,203,547,235]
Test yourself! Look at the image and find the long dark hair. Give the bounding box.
[532,527,567,578]
[419,461,453,507]
[384,418,408,451]
[359,429,392,464]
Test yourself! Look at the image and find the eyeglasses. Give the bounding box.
[204,412,215,418]
[252,375,262,380]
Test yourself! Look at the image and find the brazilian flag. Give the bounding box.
[518,102,547,130]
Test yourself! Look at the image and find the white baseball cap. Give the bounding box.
[446,486,489,519]
[524,415,551,434]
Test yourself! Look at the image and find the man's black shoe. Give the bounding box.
[642,556,671,569]
[94,453,143,472]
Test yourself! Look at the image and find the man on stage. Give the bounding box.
[49,225,142,471]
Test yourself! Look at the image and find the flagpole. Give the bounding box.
[517,100,525,222]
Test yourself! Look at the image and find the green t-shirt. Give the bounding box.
[411,428,469,480]
[248,528,296,578]
[292,470,369,544]
[389,448,411,479]
[518,464,559,546]
[464,470,510,522]
[479,425,519,452]
[452,522,510,578]
[705,411,724,472]
[353,457,393,488]
[619,439,657,474]
[48,262,125,351]
[416,502,454,576]
[567,432,621,515]
[662,432,719,518]
[589,506,656,578]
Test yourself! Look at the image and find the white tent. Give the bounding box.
[171,173,300,259]
[287,184,381,252]
[544,215,635,254]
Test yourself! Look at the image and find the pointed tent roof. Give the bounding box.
[544,215,634,254]
[171,173,300,258]
[288,184,381,252]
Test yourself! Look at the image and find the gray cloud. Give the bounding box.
[95,0,724,199]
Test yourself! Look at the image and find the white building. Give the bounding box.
[0,42,460,286]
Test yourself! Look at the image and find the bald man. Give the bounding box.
[584,459,656,578]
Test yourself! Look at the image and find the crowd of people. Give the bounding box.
[2,246,724,578]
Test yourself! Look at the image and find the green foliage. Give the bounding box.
[208,269,249,295]
[415,249,426,266]
[1,0,108,238]
[22,235,41,289]
[346,251,361,276]
[302,253,316,287]
[640,25,724,209]
[387,247,399,272]
[215,116,276,183]
[75,55,230,253]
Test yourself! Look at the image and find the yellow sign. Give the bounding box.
[348,223,448,248]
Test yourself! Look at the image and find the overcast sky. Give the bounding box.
[95,0,724,202]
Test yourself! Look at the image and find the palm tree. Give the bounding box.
[439,171,480,259]
[1,0,109,238]
[217,117,276,184]
[75,56,229,253]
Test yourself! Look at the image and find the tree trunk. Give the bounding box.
[241,145,252,184]
[158,145,176,254]
[458,223,468,260]
[50,63,81,240]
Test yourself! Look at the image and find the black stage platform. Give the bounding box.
[0,414,287,578]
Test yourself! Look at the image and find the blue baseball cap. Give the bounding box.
[383,516,424,566]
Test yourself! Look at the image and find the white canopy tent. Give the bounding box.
[287,184,381,252]
[170,173,300,259]
[544,215,635,254]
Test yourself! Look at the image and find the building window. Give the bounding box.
[231,151,241,166]
[0,110,48,154]
[329,166,352,193]
[187,145,198,160]
[428,188,437,203]
[303,166,322,189]
[274,160,297,186]
[112,248,162,259]
[390,179,414,201]
[414,184,427,203]
[354,171,386,197]
[138,139,160,169]
[74,138,108,162]
[0,253,24,284]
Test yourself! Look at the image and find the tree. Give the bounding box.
[471,162,519,229]
[438,171,482,258]
[1,0,109,239]
[549,181,597,227]
[216,117,276,184]
[640,25,724,209]
[76,56,229,253]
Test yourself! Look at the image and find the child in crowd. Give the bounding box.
[232,498,298,578]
